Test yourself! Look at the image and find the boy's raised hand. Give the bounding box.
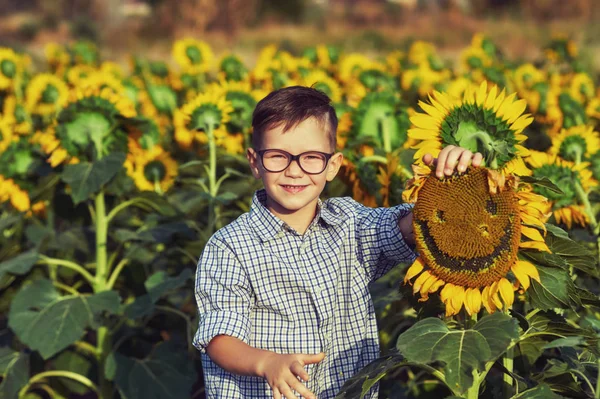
[258,352,325,399]
[422,145,483,178]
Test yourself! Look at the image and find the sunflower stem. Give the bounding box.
[92,190,113,399]
[207,123,219,232]
[595,357,600,399]
[503,308,515,399]
[573,180,600,263]
[19,371,98,397]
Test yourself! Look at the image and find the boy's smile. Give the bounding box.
[247,117,343,233]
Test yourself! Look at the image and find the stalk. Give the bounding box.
[380,119,392,153]
[93,191,109,293]
[20,371,98,396]
[93,190,112,399]
[466,370,481,399]
[503,308,514,399]
[207,124,221,231]
[573,180,600,263]
[596,357,600,399]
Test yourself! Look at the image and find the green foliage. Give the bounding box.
[105,341,196,399]
[9,279,120,359]
[61,152,126,204]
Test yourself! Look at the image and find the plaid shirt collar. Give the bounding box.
[249,189,347,242]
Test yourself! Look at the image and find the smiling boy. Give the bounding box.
[193,86,482,398]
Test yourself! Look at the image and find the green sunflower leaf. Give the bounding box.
[124,269,192,319]
[473,312,519,358]
[520,176,564,194]
[515,337,546,371]
[527,266,579,311]
[334,353,442,399]
[106,341,195,399]
[53,350,94,395]
[0,348,29,399]
[515,384,565,399]
[61,152,126,204]
[8,279,120,359]
[397,317,505,393]
[0,250,38,279]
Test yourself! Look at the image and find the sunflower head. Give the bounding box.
[0,119,14,154]
[172,38,214,74]
[351,91,410,152]
[358,68,397,92]
[126,144,178,193]
[208,80,261,135]
[403,165,546,316]
[527,150,598,228]
[0,48,23,91]
[558,92,588,129]
[174,91,233,150]
[460,46,493,73]
[25,74,70,116]
[53,88,137,163]
[549,125,600,163]
[408,81,533,183]
[2,96,31,135]
[219,54,248,81]
[301,70,342,103]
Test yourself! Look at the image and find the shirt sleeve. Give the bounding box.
[193,238,254,353]
[354,201,417,282]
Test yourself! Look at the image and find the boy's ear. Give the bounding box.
[246,148,262,179]
[325,152,344,182]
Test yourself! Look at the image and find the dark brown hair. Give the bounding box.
[251,86,338,150]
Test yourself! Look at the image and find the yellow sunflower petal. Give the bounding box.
[465,288,482,315]
[519,240,551,253]
[498,278,515,309]
[520,225,545,242]
[404,258,424,283]
[450,286,466,315]
[413,270,433,294]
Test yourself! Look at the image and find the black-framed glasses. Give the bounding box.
[257,149,334,174]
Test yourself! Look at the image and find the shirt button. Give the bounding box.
[314,286,323,296]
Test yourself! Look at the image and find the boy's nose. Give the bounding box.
[284,158,304,176]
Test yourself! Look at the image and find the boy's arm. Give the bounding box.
[194,239,254,353]
[354,202,417,282]
[195,239,324,399]
[207,335,324,399]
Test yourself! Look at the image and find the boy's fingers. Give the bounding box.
[472,152,484,167]
[457,150,474,173]
[280,384,300,399]
[273,386,281,399]
[288,378,316,399]
[290,362,309,381]
[435,145,454,177]
[443,147,466,175]
[422,153,434,166]
[303,352,325,364]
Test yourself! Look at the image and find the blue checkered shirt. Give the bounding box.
[194,189,416,398]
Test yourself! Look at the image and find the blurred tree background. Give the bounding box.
[0,0,598,73]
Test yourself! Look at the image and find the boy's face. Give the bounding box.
[247,117,343,217]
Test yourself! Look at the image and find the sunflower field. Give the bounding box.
[0,35,599,399]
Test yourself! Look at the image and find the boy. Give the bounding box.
[193,86,482,398]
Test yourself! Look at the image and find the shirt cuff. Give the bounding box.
[193,310,251,353]
[382,203,417,264]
